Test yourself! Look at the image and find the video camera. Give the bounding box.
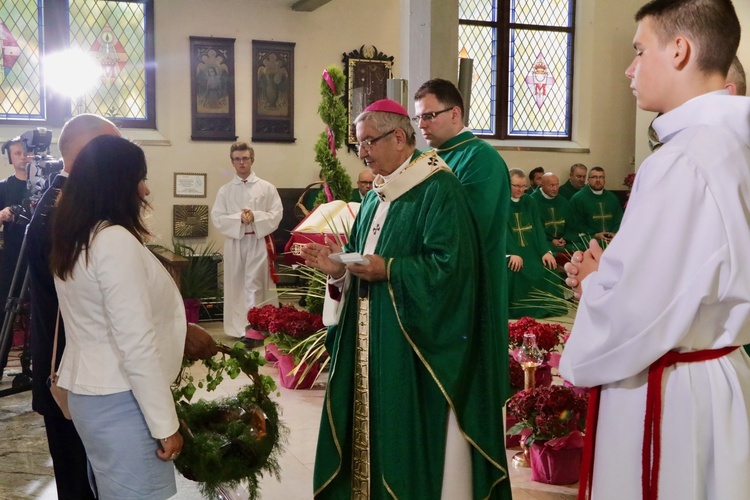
[1,128,64,226]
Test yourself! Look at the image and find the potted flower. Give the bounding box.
[507,385,588,485]
[506,318,568,447]
[256,305,324,389]
[246,304,279,340]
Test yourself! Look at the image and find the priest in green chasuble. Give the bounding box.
[569,166,623,245]
[302,100,510,499]
[508,169,567,319]
[558,163,588,200]
[530,172,580,254]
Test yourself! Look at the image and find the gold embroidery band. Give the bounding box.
[351,296,371,498]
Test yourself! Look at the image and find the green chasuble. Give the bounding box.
[350,188,362,203]
[433,130,511,386]
[569,185,624,243]
[314,151,510,499]
[529,189,582,253]
[558,179,581,201]
[507,195,567,319]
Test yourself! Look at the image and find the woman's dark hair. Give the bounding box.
[51,135,151,280]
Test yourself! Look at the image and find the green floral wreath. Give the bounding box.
[172,342,287,500]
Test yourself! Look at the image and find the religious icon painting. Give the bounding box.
[252,40,296,143]
[342,45,394,149]
[189,36,237,141]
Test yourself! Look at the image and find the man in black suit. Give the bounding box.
[27,114,120,499]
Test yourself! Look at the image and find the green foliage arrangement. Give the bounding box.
[172,342,286,500]
[312,66,352,206]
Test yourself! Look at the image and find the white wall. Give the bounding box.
[142,0,400,246]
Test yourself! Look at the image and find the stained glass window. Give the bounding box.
[0,1,44,120]
[0,0,155,128]
[459,0,575,139]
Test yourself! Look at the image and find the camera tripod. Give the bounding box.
[0,228,33,397]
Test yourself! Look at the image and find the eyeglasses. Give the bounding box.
[357,180,373,185]
[511,183,528,189]
[411,107,454,124]
[232,156,253,163]
[356,129,395,152]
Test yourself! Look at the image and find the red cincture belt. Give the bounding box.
[578,345,739,500]
[264,234,279,284]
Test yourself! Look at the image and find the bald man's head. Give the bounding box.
[540,172,560,198]
[59,114,120,172]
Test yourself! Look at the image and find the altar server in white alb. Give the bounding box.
[212,142,282,338]
[561,1,750,499]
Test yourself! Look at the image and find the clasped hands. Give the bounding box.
[300,239,386,282]
[241,209,254,225]
[564,239,603,299]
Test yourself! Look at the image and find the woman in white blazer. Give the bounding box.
[50,135,186,499]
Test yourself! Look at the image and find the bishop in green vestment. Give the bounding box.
[304,100,509,499]
[569,167,623,245]
[530,173,581,253]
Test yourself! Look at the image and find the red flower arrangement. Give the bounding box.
[508,318,567,392]
[508,317,566,353]
[266,305,324,339]
[246,304,280,334]
[507,385,588,446]
[246,305,325,365]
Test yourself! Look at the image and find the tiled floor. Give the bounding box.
[0,321,576,499]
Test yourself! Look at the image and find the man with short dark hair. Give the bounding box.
[558,163,587,200]
[569,166,622,245]
[526,165,544,194]
[561,1,750,498]
[0,137,30,326]
[211,142,282,338]
[305,100,509,499]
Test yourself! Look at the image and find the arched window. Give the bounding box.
[0,0,155,128]
[459,0,576,139]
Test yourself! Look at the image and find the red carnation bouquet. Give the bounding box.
[507,385,587,446]
[246,304,280,336]
[508,317,567,353]
[247,305,324,364]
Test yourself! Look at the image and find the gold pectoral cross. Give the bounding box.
[512,212,533,247]
[592,202,613,232]
[544,207,565,238]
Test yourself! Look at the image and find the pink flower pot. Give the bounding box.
[277,354,321,389]
[530,439,583,485]
[265,343,280,362]
[245,328,267,340]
